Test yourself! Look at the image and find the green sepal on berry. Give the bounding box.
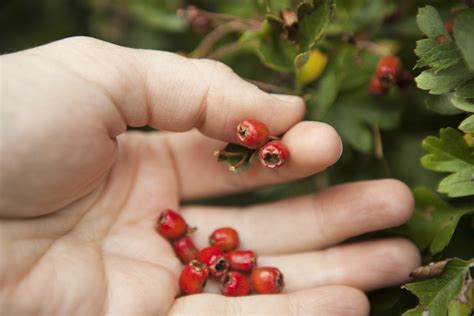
[215,143,259,173]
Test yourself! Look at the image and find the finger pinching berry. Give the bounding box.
[221,272,251,296]
[209,227,240,252]
[236,119,270,149]
[156,209,188,240]
[173,236,199,264]
[258,140,289,169]
[250,267,284,294]
[179,260,210,295]
[197,246,229,278]
[226,250,257,272]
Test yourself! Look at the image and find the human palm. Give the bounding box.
[0,37,420,316]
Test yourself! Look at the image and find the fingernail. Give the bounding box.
[271,93,303,104]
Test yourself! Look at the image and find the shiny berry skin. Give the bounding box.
[236,119,270,149]
[197,246,229,278]
[226,250,257,272]
[179,260,209,295]
[258,140,289,169]
[221,272,251,296]
[375,55,401,84]
[156,209,187,240]
[250,267,284,294]
[369,76,388,96]
[209,227,239,252]
[173,236,199,264]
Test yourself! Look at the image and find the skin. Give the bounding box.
[0,37,421,316]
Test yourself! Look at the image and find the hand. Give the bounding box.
[0,37,420,315]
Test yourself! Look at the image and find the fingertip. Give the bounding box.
[283,121,342,173]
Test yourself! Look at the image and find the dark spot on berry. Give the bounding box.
[215,258,228,272]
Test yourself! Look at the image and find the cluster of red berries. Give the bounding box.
[236,119,289,169]
[369,55,413,96]
[156,209,284,296]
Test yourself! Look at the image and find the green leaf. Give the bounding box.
[297,0,334,51]
[414,38,437,59]
[456,79,474,99]
[415,63,472,95]
[257,17,297,72]
[451,95,474,113]
[425,94,463,115]
[393,187,474,254]
[448,280,473,316]
[216,143,257,173]
[324,93,401,153]
[403,258,474,316]
[453,9,474,71]
[421,127,474,197]
[415,41,461,72]
[459,115,474,134]
[416,5,447,39]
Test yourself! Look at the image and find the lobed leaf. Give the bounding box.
[297,0,334,51]
[403,258,474,316]
[416,5,447,40]
[453,9,474,71]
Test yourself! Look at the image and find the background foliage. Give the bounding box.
[1,0,473,314]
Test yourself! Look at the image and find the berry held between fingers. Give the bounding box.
[258,140,289,169]
[156,209,188,240]
[179,260,210,295]
[250,267,284,294]
[173,236,199,264]
[197,246,229,278]
[236,119,270,149]
[221,272,251,296]
[226,250,257,272]
[209,227,240,252]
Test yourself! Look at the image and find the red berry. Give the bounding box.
[375,55,401,84]
[226,250,257,272]
[250,267,284,294]
[173,236,199,264]
[236,119,270,149]
[156,209,188,240]
[197,246,229,278]
[179,260,209,295]
[258,140,289,169]
[369,76,388,96]
[221,272,251,296]
[444,19,453,36]
[209,227,239,252]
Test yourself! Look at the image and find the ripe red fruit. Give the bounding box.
[179,260,209,295]
[156,209,188,240]
[209,227,239,252]
[173,236,199,264]
[258,140,289,169]
[197,246,229,278]
[221,272,251,296]
[250,267,284,294]
[375,55,401,84]
[369,76,388,96]
[236,119,270,149]
[226,250,257,272]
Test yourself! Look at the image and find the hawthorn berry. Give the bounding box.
[197,246,229,278]
[179,260,209,295]
[209,227,239,252]
[221,272,251,296]
[375,55,401,84]
[226,250,257,272]
[258,140,289,169]
[250,267,284,294]
[369,76,388,96]
[236,119,270,149]
[156,209,188,240]
[173,236,199,264]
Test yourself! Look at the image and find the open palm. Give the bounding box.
[0,37,420,316]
